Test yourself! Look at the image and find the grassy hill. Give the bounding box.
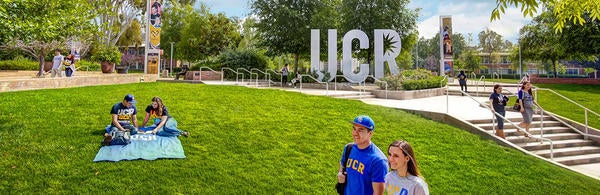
[0,82,598,193]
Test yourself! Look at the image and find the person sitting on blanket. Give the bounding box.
[142,96,189,137]
[102,94,140,146]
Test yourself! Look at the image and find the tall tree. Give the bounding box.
[251,0,334,72]
[0,0,95,77]
[339,0,418,73]
[89,0,144,48]
[461,48,482,72]
[479,29,504,73]
[161,1,190,61]
[520,10,566,77]
[492,0,600,32]
[116,19,143,47]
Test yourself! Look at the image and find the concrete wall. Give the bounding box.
[531,78,600,85]
[185,71,222,80]
[0,73,156,92]
[371,88,445,100]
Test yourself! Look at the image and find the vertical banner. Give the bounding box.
[439,16,453,76]
[145,0,162,75]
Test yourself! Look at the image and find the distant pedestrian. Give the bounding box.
[63,54,75,77]
[281,64,289,87]
[457,70,467,94]
[51,49,64,78]
[385,140,429,195]
[490,84,508,139]
[292,71,301,88]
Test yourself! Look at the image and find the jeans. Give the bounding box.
[109,124,138,135]
[156,118,183,137]
[65,68,73,77]
[495,110,506,129]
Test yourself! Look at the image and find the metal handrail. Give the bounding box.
[333,75,347,92]
[459,89,554,160]
[300,74,328,96]
[221,67,240,83]
[475,75,486,97]
[237,68,258,86]
[470,72,477,85]
[367,75,388,99]
[536,88,600,140]
[251,68,270,87]
[440,75,448,113]
[492,72,500,82]
[266,69,282,86]
[199,66,219,81]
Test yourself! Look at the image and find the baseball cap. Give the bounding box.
[352,115,375,131]
[124,94,136,105]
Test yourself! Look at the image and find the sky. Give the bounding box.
[195,0,535,45]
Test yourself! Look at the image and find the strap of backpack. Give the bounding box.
[342,143,353,173]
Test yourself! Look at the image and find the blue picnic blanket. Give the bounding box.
[93,127,186,162]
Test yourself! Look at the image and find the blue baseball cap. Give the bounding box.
[352,115,375,131]
[124,94,136,105]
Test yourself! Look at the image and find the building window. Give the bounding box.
[566,68,579,75]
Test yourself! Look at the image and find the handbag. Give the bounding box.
[513,99,521,111]
[335,143,353,195]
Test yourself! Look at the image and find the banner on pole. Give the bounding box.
[439,16,453,76]
[145,0,162,74]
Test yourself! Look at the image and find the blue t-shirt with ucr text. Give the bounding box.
[110,102,137,126]
[340,142,389,195]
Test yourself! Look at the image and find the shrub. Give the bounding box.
[92,45,122,65]
[76,60,100,71]
[0,59,39,70]
[378,69,446,90]
[218,49,268,80]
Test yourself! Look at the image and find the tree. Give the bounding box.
[339,0,418,73]
[160,1,190,61]
[491,0,600,32]
[479,29,504,74]
[116,19,143,47]
[251,0,335,72]
[520,10,567,77]
[0,0,95,77]
[461,49,482,72]
[89,0,144,48]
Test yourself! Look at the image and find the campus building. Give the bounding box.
[477,52,588,76]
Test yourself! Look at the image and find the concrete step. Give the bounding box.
[468,115,551,124]
[475,120,563,130]
[506,132,583,143]
[516,139,596,150]
[501,126,574,137]
[327,92,373,97]
[532,146,600,158]
[335,95,377,99]
[553,153,600,166]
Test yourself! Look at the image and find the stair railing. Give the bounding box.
[367,75,388,99]
[475,75,486,97]
[237,68,258,86]
[199,66,220,81]
[440,75,448,113]
[502,88,546,136]
[221,67,240,84]
[459,89,554,160]
[300,74,328,96]
[251,68,270,87]
[333,75,346,92]
[536,88,600,140]
[492,72,500,82]
[469,72,477,85]
[266,69,282,87]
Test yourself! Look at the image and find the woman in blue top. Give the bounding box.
[489,84,508,139]
[142,96,189,137]
[385,140,429,195]
[518,81,538,137]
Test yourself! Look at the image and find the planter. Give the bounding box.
[44,61,53,72]
[116,65,129,74]
[101,61,114,73]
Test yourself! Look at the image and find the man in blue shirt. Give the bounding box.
[337,115,389,195]
[102,94,139,146]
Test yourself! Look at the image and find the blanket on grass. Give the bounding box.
[93,128,185,162]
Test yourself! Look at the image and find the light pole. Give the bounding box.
[170,42,174,76]
[519,41,522,79]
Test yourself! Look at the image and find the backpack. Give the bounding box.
[110,130,131,145]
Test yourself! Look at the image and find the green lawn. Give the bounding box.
[535,84,600,131]
[1,83,599,193]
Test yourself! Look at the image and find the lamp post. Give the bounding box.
[170,42,174,76]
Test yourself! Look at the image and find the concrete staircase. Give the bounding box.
[468,113,600,166]
[328,91,376,99]
[445,82,522,97]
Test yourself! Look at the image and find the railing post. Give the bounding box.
[585,109,589,140]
